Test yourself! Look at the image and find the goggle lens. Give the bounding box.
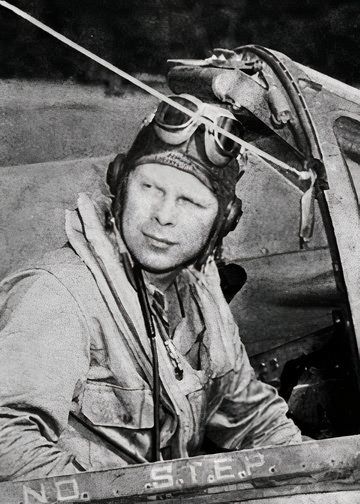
[155,96,198,127]
[216,116,243,156]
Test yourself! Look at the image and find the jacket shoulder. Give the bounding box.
[1,246,99,327]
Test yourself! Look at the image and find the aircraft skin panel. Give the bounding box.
[308,98,360,364]
[297,62,360,105]
[1,435,360,503]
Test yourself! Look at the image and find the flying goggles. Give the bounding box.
[153,94,244,167]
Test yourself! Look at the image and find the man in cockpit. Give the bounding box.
[0,94,301,479]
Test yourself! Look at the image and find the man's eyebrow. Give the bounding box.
[139,172,154,182]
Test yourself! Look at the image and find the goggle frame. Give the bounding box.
[153,94,243,167]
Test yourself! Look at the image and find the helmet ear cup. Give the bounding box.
[106,153,126,196]
[194,196,243,270]
[222,196,243,237]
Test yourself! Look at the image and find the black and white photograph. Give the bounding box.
[1,1,360,502]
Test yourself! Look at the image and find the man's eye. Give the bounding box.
[179,197,202,208]
[179,196,191,205]
[142,182,152,189]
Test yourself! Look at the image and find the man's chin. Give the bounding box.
[134,254,197,275]
[139,261,184,275]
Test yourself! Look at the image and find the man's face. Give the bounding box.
[121,163,219,272]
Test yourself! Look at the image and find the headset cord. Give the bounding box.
[151,296,184,381]
[133,262,161,462]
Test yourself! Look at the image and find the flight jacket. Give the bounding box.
[0,192,301,480]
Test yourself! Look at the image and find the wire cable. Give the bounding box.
[132,263,161,463]
[0,1,310,179]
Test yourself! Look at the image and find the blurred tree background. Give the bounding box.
[1,0,360,84]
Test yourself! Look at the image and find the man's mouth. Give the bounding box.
[143,232,177,249]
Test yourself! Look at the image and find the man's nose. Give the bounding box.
[153,196,177,226]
